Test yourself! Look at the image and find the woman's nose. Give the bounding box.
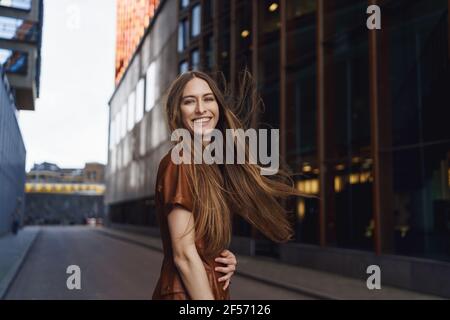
[195,101,206,113]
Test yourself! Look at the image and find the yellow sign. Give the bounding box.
[25,183,105,195]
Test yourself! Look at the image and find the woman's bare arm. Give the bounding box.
[167,205,214,300]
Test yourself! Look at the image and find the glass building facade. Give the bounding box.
[0,67,26,236]
[0,0,42,235]
[174,0,450,261]
[109,0,450,265]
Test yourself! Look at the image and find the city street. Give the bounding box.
[5,226,311,300]
[0,0,448,303]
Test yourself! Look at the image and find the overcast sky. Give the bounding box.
[18,0,116,171]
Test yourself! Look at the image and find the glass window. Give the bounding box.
[258,39,279,86]
[286,0,316,20]
[116,111,122,144]
[109,118,115,150]
[136,78,145,122]
[217,1,230,80]
[235,0,252,78]
[191,4,201,37]
[178,19,189,52]
[191,49,200,71]
[323,1,372,251]
[258,0,280,35]
[386,0,450,261]
[204,35,214,70]
[113,114,118,145]
[1,49,28,74]
[179,60,188,74]
[145,62,156,112]
[127,91,136,129]
[121,104,127,138]
[113,117,118,146]
[204,0,213,25]
[109,149,115,173]
[180,0,189,9]
[150,102,169,148]
[0,0,32,10]
[0,17,38,42]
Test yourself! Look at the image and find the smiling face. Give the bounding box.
[180,77,220,135]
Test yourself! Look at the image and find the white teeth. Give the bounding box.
[193,117,211,123]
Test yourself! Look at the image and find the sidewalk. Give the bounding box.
[0,226,41,299]
[96,226,443,300]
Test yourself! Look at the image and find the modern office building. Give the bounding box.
[115,0,160,84]
[107,0,450,297]
[0,0,43,236]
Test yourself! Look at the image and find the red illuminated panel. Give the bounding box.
[115,0,160,84]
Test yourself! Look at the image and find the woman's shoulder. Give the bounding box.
[156,148,191,191]
[157,148,187,179]
[156,148,193,211]
[157,149,175,177]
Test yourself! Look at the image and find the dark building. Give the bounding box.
[107,0,450,297]
[0,0,43,110]
[0,0,43,236]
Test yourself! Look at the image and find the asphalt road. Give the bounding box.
[5,226,312,300]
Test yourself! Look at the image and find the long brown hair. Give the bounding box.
[164,69,306,258]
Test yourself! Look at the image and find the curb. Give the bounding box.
[95,228,336,300]
[0,227,41,299]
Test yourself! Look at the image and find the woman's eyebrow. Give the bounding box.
[182,93,214,99]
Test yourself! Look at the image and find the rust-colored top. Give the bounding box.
[151,151,230,300]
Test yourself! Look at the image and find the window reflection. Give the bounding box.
[135,78,145,123]
[179,60,188,74]
[191,49,199,70]
[0,0,32,10]
[145,62,156,112]
[204,35,214,71]
[120,104,126,139]
[180,0,189,9]
[191,4,201,38]
[258,0,280,35]
[127,91,136,129]
[387,1,450,259]
[178,19,188,52]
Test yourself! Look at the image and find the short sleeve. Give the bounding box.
[158,159,193,213]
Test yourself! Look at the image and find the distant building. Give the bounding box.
[0,0,43,236]
[26,161,105,185]
[24,162,106,225]
[84,162,105,184]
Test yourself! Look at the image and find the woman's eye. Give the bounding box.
[184,100,194,105]
[205,97,214,102]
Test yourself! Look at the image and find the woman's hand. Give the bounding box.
[214,249,237,290]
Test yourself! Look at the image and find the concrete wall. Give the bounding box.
[106,0,177,205]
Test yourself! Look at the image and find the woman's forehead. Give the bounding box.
[183,77,213,95]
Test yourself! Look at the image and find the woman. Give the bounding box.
[152,70,305,300]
